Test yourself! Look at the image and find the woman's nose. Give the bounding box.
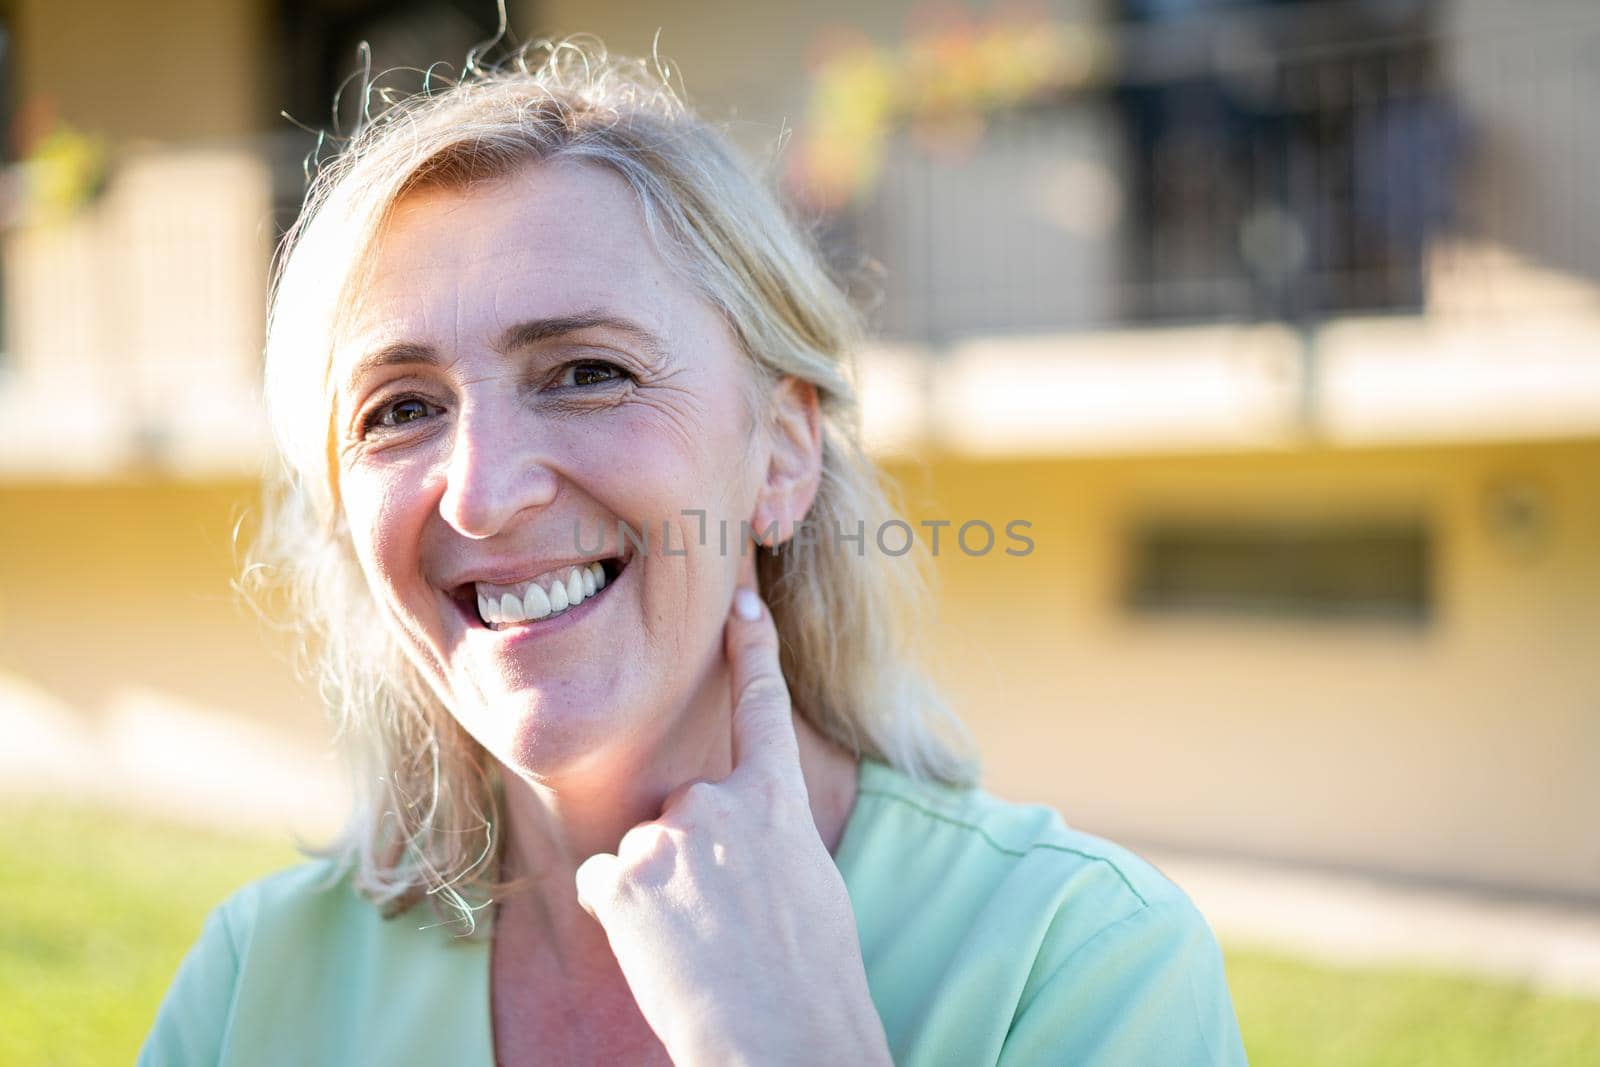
[437,402,560,540]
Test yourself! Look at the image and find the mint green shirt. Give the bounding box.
[139,758,1247,1064]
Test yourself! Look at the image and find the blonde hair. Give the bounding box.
[244,36,978,937]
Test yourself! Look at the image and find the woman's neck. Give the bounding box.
[491,700,861,963]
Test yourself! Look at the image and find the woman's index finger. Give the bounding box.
[726,586,806,786]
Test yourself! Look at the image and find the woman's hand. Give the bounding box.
[573,584,892,1067]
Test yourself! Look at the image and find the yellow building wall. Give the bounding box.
[3,435,1596,897]
[0,479,324,749]
[884,436,1600,899]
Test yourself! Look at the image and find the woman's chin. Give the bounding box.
[488,698,637,778]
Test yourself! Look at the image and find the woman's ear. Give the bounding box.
[752,376,822,547]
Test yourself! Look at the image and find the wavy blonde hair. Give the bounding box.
[243,36,978,937]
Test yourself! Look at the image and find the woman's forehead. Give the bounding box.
[334,159,701,371]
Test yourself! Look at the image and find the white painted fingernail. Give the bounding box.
[734,587,761,621]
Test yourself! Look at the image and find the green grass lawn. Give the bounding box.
[1226,948,1600,1067]
[0,796,305,1067]
[3,796,1598,1066]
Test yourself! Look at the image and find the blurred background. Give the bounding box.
[2,0,1599,1063]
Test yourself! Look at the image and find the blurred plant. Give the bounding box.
[786,4,1106,211]
[2,96,109,227]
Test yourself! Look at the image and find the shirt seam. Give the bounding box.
[1009,896,1151,1027]
[1009,897,1232,1065]
[855,783,1150,907]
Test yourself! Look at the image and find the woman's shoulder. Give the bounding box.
[845,756,1193,917]
[216,854,352,919]
[216,852,489,962]
[206,856,372,950]
[140,855,492,1066]
[841,758,1246,1066]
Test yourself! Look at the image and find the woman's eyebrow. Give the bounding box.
[342,311,670,394]
[495,311,671,363]
[341,340,437,396]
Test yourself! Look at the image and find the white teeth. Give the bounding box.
[523,582,551,620]
[473,560,619,629]
[500,593,522,624]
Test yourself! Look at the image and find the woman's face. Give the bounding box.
[330,160,774,777]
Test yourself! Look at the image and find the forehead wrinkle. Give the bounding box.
[456,369,514,387]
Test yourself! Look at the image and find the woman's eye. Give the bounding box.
[360,395,438,436]
[563,361,629,388]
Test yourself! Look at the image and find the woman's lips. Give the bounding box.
[452,555,628,634]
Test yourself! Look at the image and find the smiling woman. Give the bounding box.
[138,36,1246,1067]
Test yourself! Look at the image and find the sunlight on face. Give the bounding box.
[330,160,767,779]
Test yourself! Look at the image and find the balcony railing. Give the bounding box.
[833,7,1600,345]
